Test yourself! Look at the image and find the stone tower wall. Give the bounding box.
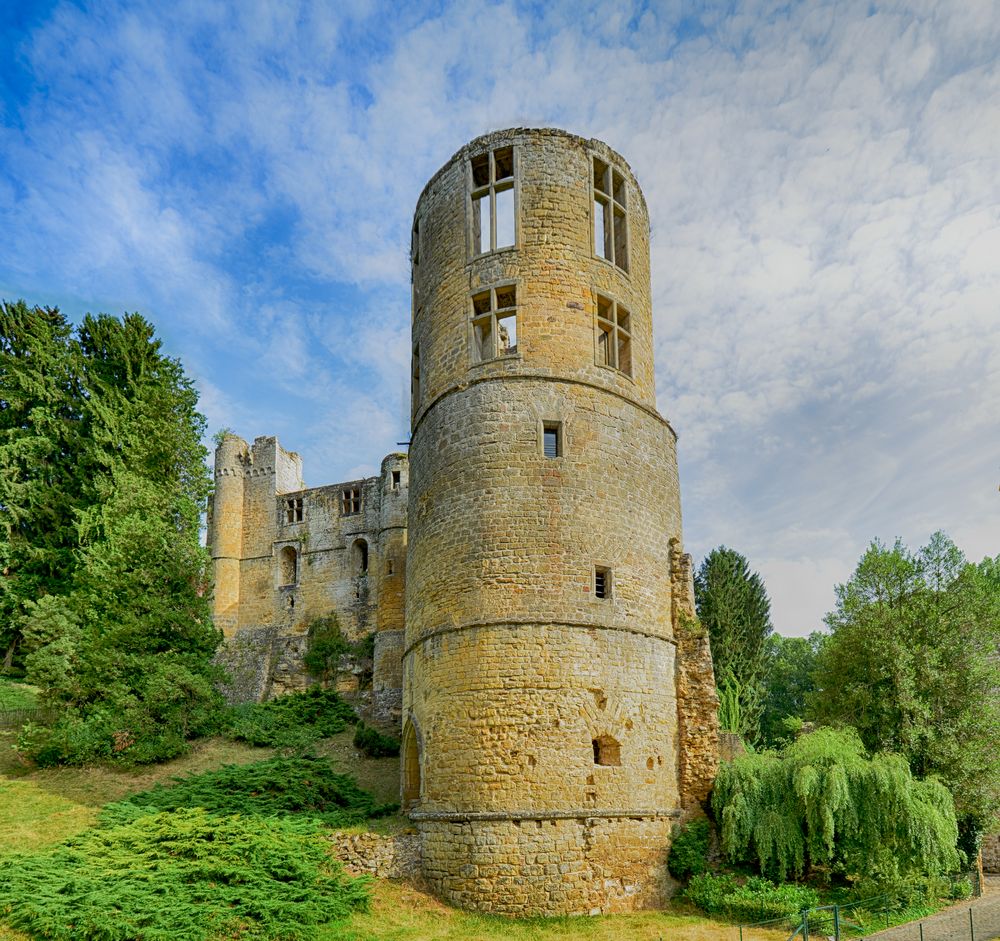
[404,128,691,915]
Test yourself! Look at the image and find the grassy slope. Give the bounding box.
[0,724,840,941]
[0,679,37,710]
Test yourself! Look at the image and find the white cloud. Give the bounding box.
[2,0,998,636]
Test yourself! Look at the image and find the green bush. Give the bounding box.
[685,872,738,913]
[222,685,357,749]
[685,873,819,924]
[712,727,961,883]
[668,818,712,880]
[353,721,400,758]
[948,878,972,900]
[116,755,398,825]
[0,806,369,940]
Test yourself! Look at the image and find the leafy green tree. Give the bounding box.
[811,533,1000,854]
[713,727,961,884]
[695,546,774,741]
[0,302,80,670]
[303,615,350,686]
[759,632,825,747]
[1,301,220,763]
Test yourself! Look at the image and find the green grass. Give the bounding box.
[0,679,37,711]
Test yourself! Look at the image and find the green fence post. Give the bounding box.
[802,910,809,941]
[969,907,974,941]
[740,925,744,941]
[834,905,840,941]
[920,922,924,941]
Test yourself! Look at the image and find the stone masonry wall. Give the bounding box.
[208,437,408,704]
[404,128,699,915]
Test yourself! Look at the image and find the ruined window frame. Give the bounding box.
[284,496,304,524]
[468,144,518,258]
[341,486,362,516]
[469,281,519,364]
[593,292,633,379]
[590,153,629,273]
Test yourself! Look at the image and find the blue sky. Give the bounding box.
[1,0,998,636]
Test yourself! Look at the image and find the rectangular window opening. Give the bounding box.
[595,566,611,600]
[471,284,518,363]
[494,146,514,181]
[593,157,609,195]
[285,497,304,524]
[543,423,561,459]
[391,470,401,490]
[471,152,490,188]
[386,558,395,576]
[613,205,628,272]
[470,145,516,256]
[473,192,490,255]
[595,294,632,377]
[495,185,515,249]
[412,344,421,409]
[342,487,362,516]
[593,156,628,272]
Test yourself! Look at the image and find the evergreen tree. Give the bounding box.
[811,533,1000,854]
[0,301,81,670]
[694,546,774,741]
[0,300,220,763]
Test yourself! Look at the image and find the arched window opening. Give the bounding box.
[402,720,422,809]
[280,546,298,586]
[592,734,621,766]
[352,538,369,575]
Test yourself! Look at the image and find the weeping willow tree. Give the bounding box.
[713,727,961,883]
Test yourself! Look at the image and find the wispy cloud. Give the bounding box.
[1,0,997,634]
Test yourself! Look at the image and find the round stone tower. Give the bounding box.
[403,128,704,916]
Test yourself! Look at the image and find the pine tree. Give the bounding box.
[1,301,220,763]
[694,546,774,741]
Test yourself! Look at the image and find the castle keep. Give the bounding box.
[208,128,719,916]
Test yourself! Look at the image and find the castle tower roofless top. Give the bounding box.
[403,128,718,915]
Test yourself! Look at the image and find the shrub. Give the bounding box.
[685,873,819,923]
[116,755,398,825]
[222,685,357,749]
[712,727,961,884]
[668,818,712,881]
[685,872,738,913]
[948,878,973,900]
[353,721,400,758]
[0,807,369,940]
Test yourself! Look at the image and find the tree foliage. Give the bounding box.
[713,727,961,884]
[695,546,774,741]
[810,534,1000,846]
[759,632,825,747]
[0,300,219,763]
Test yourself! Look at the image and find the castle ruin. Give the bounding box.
[207,127,720,916]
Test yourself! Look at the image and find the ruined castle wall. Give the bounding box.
[209,435,409,701]
[405,128,688,915]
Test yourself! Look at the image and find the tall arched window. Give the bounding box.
[279,546,297,586]
[402,720,422,809]
[352,538,369,575]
